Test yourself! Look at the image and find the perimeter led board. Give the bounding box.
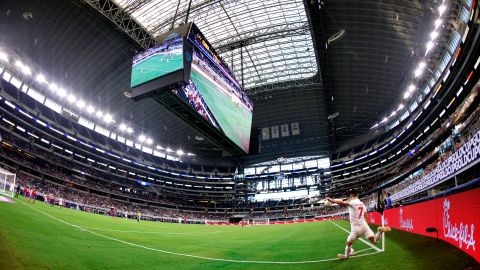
[129,23,253,154]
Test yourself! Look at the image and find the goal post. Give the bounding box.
[0,167,16,198]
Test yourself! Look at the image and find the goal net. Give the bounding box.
[0,167,16,197]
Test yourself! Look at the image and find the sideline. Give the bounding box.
[21,201,381,264]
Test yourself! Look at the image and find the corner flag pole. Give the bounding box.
[381,213,385,252]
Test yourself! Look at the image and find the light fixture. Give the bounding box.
[166,148,174,152]
[119,123,127,131]
[49,83,58,92]
[156,145,164,150]
[77,100,86,109]
[408,84,416,92]
[95,111,103,118]
[146,138,153,145]
[86,105,95,114]
[0,52,8,62]
[425,41,434,54]
[103,114,113,123]
[15,61,31,75]
[67,94,75,103]
[404,91,411,99]
[176,149,185,156]
[381,117,388,123]
[430,31,439,40]
[36,74,47,84]
[438,4,446,16]
[398,103,405,110]
[57,88,66,97]
[138,134,146,142]
[434,19,442,29]
[126,127,133,133]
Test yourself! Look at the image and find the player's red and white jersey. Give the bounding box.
[348,198,367,226]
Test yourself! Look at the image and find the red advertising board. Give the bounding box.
[369,188,479,262]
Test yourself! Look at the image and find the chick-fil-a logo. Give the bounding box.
[443,198,476,251]
[399,208,414,231]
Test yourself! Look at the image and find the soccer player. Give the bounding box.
[14,185,20,198]
[326,191,391,260]
[136,211,141,223]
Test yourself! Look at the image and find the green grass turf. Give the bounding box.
[0,196,478,270]
[130,52,183,88]
[190,68,252,152]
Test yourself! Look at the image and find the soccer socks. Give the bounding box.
[374,231,382,243]
[344,245,352,257]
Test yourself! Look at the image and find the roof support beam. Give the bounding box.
[216,23,310,53]
[82,0,156,49]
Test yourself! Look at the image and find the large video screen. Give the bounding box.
[130,36,183,88]
[170,27,253,153]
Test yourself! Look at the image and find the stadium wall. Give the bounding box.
[368,188,480,263]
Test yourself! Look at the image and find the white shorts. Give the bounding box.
[347,223,375,243]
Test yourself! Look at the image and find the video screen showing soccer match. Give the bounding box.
[172,47,253,153]
[130,36,184,88]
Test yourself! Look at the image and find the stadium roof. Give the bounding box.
[0,0,457,164]
[110,0,318,89]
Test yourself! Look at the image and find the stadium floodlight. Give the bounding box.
[119,123,127,131]
[86,105,95,114]
[414,61,427,78]
[166,148,173,152]
[370,123,379,129]
[425,41,434,54]
[156,145,164,149]
[15,60,31,75]
[36,74,47,84]
[95,110,103,118]
[146,138,153,145]
[49,83,58,92]
[438,4,446,16]
[67,94,75,103]
[408,84,416,93]
[390,111,396,117]
[138,134,146,142]
[398,103,405,110]
[103,114,113,123]
[404,91,411,99]
[0,52,8,62]
[381,117,388,123]
[434,19,442,29]
[176,149,185,156]
[57,88,66,98]
[77,100,86,109]
[126,127,133,133]
[430,31,439,40]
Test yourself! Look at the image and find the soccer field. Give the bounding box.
[130,52,183,88]
[0,197,477,270]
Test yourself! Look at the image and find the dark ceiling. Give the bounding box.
[320,0,437,149]
[0,0,439,165]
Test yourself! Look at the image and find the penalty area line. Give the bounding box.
[20,201,380,264]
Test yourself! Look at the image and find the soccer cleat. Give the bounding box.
[349,248,355,256]
[377,226,392,232]
[337,254,348,260]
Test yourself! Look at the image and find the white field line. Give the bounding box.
[329,221,383,252]
[79,226,223,235]
[21,201,380,264]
